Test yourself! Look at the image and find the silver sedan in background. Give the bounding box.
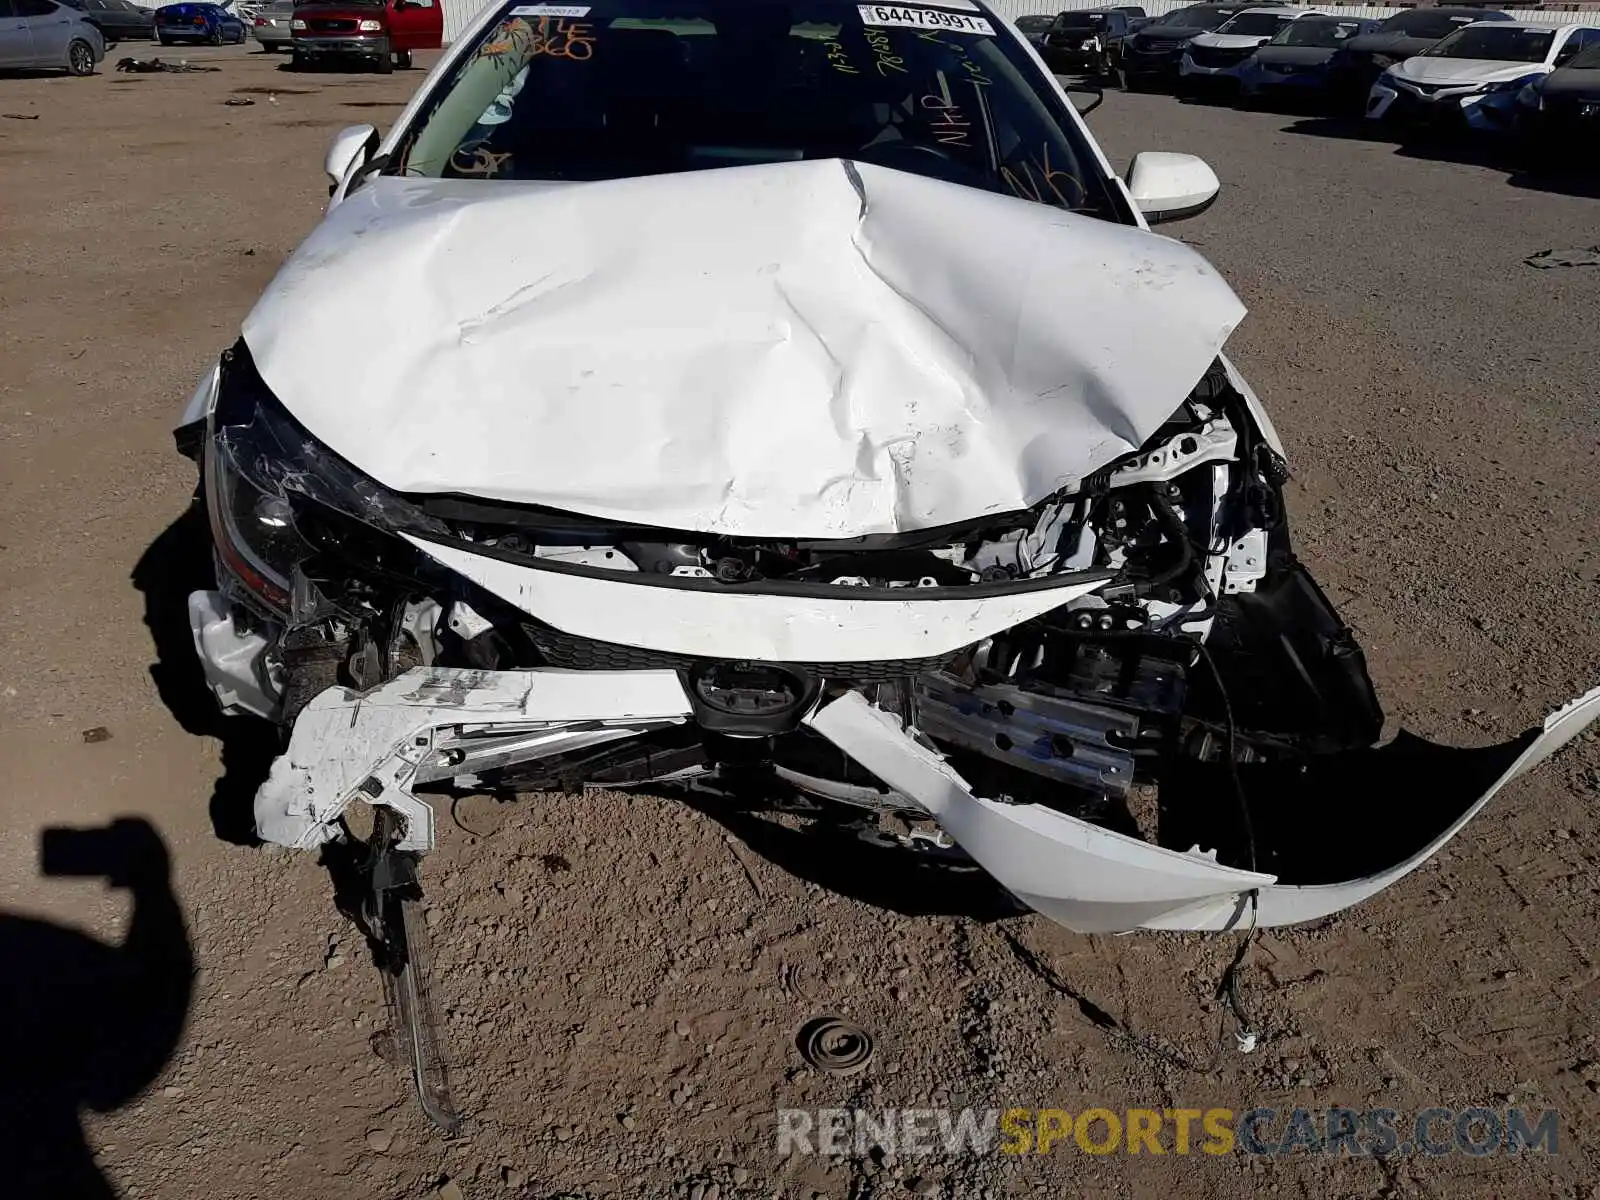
[0,0,106,75]
[249,0,292,50]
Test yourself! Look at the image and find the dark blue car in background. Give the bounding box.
[153,2,247,44]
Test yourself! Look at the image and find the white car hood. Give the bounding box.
[1190,32,1272,49]
[242,159,1244,539]
[1394,57,1547,86]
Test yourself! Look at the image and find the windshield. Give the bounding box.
[390,0,1123,220]
[1381,11,1486,40]
[1156,6,1241,32]
[1215,11,1290,37]
[1014,14,1052,31]
[1053,12,1108,30]
[1271,18,1360,48]
[1424,26,1552,62]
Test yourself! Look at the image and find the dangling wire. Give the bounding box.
[1195,639,1262,1054]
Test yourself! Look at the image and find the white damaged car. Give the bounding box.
[177,0,1597,1100]
[1366,20,1600,132]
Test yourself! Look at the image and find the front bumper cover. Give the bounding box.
[254,664,1600,933]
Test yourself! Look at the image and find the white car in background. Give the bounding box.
[1366,20,1600,132]
[1178,5,1320,89]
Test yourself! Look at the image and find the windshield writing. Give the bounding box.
[391,0,1120,220]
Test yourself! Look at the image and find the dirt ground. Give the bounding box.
[2,43,1599,1200]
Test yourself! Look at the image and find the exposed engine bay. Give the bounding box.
[186,340,1402,874]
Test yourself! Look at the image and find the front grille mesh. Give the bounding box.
[524,621,961,680]
[1188,44,1253,69]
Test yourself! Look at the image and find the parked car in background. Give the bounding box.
[1178,5,1315,94]
[1367,21,1600,135]
[1515,39,1600,165]
[251,0,292,49]
[1014,12,1054,49]
[1040,7,1138,81]
[290,0,440,73]
[154,1,248,43]
[58,0,153,43]
[1325,6,1511,112]
[0,0,105,73]
[1121,3,1274,91]
[1237,14,1378,106]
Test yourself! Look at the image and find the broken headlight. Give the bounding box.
[204,341,445,612]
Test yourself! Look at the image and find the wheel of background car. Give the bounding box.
[158,33,171,44]
[376,49,394,74]
[396,49,412,68]
[67,37,96,75]
[207,26,221,44]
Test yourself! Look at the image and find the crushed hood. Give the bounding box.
[242,159,1244,539]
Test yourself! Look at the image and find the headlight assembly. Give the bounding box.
[1480,74,1540,96]
[204,342,446,613]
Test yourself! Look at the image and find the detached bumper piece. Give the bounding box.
[261,665,1600,935]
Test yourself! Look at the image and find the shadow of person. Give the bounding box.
[0,818,194,1199]
[131,504,279,845]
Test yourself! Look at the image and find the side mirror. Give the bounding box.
[1125,151,1221,224]
[324,123,378,190]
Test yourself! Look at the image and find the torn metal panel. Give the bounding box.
[243,163,1244,539]
[253,666,691,850]
[187,589,281,720]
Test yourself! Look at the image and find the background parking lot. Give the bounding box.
[1,42,1598,1200]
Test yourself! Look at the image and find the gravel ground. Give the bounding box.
[1,50,1597,1200]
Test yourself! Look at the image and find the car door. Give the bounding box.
[18,0,72,62]
[0,0,35,65]
[103,0,139,37]
[386,0,439,53]
[1107,11,1128,61]
[81,0,115,37]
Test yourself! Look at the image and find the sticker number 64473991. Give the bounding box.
[856,4,994,34]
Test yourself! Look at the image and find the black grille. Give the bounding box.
[1130,35,1184,55]
[1187,44,1253,69]
[308,16,357,32]
[525,621,960,680]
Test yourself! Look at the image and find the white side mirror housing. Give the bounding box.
[1125,151,1221,224]
[324,124,378,189]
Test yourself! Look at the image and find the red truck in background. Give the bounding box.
[290,0,440,72]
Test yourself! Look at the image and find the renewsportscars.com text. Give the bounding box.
[777,1106,1559,1158]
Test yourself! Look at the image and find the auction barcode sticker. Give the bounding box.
[857,5,994,34]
